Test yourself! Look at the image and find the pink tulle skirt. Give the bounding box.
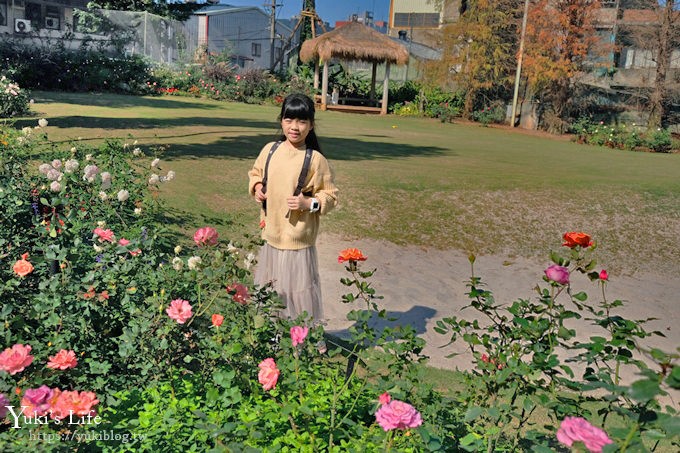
[254,243,324,321]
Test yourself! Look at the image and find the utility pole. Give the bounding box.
[269,0,276,70]
[510,0,530,127]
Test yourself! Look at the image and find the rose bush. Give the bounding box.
[2,119,678,451]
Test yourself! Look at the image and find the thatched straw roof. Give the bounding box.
[300,21,409,65]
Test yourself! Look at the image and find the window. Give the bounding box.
[251,43,261,57]
[0,1,7,27]
[45,5,60,29]
[393,12,440,28]
[25,3,42,27]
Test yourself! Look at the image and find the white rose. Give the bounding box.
[172,257,184,271]
[187,256,202,270]
[117,189,129,202]
[151,158,160,168]
[148,174,160,185]
[99,191,108,201]
[38,118,48,128]
[174,245,182,255]
[64,159,79,173]
[49,181,61,192]
[134,207,142,215]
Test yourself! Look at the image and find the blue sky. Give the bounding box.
[218,1,391,25]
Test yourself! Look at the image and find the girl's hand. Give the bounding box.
[286,193,309,211]
[254,183,267,202]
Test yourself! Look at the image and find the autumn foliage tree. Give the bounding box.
[618,0,680,129]
[522,0,605,132]
[425,0,519,118]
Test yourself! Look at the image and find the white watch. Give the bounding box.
[310,198,320,212]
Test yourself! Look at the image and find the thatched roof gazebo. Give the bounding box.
[300,21,409,114]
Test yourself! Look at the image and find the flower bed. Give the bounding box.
[1,121,679,451]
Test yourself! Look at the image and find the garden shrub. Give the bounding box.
[0,76,31,118]
[570,117,677,153]
[646,128,673,153]
[436,232,680,452]
[470,100,506,126]
[0,39,154,95]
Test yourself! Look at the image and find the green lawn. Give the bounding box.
[20,91,680,276]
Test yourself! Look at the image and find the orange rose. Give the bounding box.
[337,248,367,263]
[13,253,34,277]
[562,232,593,249]
[211,313,224,327]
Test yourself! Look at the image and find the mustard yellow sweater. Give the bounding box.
[248,141,338,250]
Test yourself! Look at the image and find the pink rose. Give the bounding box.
[46,349,78,370]
[375,399,423,431]
[290,326,309,347]
[0,393,9,418]
[51,390,99,420]
[166,299,193,324]
[227,283,249,305]
[378,392,391,405]
[258,358,280,391]
[545,264,570,285]
[599,269,609,281]
[93,227,115,243]
[557,416,613,453]
[117,238,130,246]
[21,385,54,417]
[0,344,34,375]
[193,226,219,246]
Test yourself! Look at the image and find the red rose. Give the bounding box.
[562,232,593,248]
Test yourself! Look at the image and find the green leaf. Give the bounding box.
[629,379,661,401]
[253,314,265,329]
[572,291,588,302]
[464,406,484,422]
[666,365,680,389]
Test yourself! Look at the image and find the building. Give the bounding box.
[185,5,296,71]
[387,0,460,48]
[0,0,89,37]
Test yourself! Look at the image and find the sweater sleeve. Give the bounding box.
[310,153,338,215]
[247,143,273,196]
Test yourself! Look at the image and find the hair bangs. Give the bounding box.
[280,96,315,121]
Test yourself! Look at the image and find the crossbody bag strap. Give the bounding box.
[293,148,314,196]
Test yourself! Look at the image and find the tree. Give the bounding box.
[619,0,680,128]
[521,0,604,132]
[87,0,203,22]
[425,0,519,118]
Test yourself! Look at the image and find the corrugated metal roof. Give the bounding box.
[194,5,259,16]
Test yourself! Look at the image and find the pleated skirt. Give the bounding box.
[253,243,324,321]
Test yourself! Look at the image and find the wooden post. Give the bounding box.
[314,60,320,90]
[321,60,329,111]
[370,62,377,102]
[381,62,390,115]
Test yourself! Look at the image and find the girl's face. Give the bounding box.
[281,117,312,147]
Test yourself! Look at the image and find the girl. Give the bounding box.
[248,93,338,321]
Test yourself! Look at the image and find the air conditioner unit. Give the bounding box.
[14,19,32,33]
[45,17,60,30]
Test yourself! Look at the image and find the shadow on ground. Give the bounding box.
[328,305,437,340]
[33,92,222,110]
[158,135,449,161]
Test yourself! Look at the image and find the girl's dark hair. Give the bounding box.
[277,93,322,153]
